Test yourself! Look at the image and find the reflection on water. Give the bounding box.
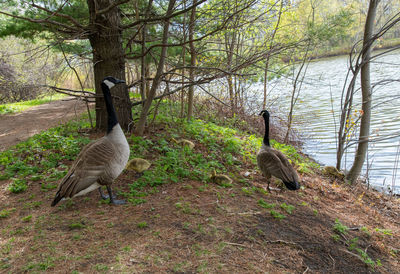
[267,49,400,194]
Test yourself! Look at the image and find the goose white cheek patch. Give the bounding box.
[103,80,115,89]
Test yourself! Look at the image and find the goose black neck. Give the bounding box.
[262,114,270,147]
[101,82,118,133]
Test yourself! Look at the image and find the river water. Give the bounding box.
[267,49,400,194]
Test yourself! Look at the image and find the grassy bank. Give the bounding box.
[0,102,399,273]
[0,94,67,115]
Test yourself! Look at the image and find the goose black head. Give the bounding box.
[102,76,125,89]
[259,110,270,119]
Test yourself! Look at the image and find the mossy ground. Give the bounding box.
[0,102,399,273]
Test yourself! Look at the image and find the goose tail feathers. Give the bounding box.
[283,180,300,191]
[51,192,63,207]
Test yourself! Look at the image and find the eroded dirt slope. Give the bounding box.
[1,132,399,273]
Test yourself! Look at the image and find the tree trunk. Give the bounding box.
[87,0,132,132]
[263,0,283,110]
[336,72,358,170]
[180,0,187,118]
[140,23,147,103]
[140,0,153,104]
[225,29,236,116]
[346,0,379,183]
[135,0,176,135]
[284,50,309,144]
[187,0,196,120]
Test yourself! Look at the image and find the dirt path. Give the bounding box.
[0,98,91,151]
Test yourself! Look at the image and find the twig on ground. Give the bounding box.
[228,211,262,215]
[263,239,305,252]
[328,253,336,271]
[223,242,248,248]
[341,248,365,263]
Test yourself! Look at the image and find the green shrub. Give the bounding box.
[8,178,28,193]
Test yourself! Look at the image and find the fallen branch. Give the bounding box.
[341,248,365,263]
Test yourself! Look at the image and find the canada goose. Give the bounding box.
[210,169,233,185]
[257,110,300,191]
[323,166,345,179]
[171,138,195,149]
[51,76,130,206]
[126,158,151,173]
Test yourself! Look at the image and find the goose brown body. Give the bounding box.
[257,110,300,191]
[51,77,129,206]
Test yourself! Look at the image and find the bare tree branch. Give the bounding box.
[122,0,207,29]
[96,0,130,15]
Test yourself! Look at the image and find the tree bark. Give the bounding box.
[135,0,176,135]
[140,0,153,104]
[87,0,132,131]
[263,0,283,110]
[346,0,379,183]
[225,29,236,116]
[187,0,196,120]
[180,0,187,118]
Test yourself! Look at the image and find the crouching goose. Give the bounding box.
[257,110,300,191]
[51,76,130,206]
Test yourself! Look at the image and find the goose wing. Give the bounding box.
[52,138,116,202]
[257,147,298,182]
[272,149,299,182]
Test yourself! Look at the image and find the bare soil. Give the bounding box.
[0,98,90,151]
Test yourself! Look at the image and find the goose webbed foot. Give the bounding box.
[98,187,116,200]
[106,186,126,205]
[110,199,126,205]
[134,172,144,179]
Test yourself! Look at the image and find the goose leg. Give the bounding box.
[106,186,126,205]
[98,187,116,200]
[267,175,271,193]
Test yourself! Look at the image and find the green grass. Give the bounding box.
[0,115,92,193]
[69,222,86,230]
[257,199,276,209]
[0,208,16,218]
[374,228,392,236]
[280,203,295,214]
[270,210,286,220]
[333,219,349,235]
[21,215,32,222]
[331,219,381,269]
[8,178,28,193]
[0,99,316,206]
[137,221,148,229]
[0,93,67,114]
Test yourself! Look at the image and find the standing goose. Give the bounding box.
[257,110,300,191]
[51,76,130,206]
